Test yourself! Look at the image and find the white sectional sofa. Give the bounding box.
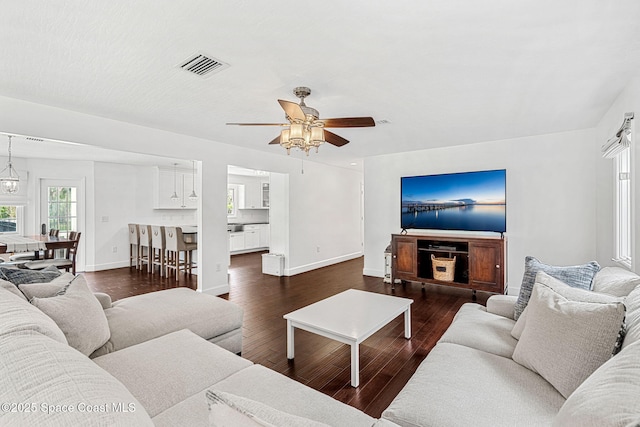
[1,265,639,426]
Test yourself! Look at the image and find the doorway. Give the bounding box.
[40,178,85,271]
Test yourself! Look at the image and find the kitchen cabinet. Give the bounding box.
[229,232,245,252]
[153,166,197,209]
[228,224,270,253]
[243,225,260,249]
[238,180,268,210]
[261,182,269,208]
[258,224,270,248]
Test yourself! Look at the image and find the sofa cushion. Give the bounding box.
[207,390,330,427]
[592,266,640,297]
[212,365,376,427]
[622,284,640,350]
[438,303,517,358]
[0,285,66,344]
[0,265,61,285]
[553,340,640,427]
[0,278,27,301]
[514,256,600,320]
[512,271,623,340]
[0,332,153,426]
[30,275,110,356]
[512,280,625,399]
[93,329,252,418]
[92,287,244,357]
[18,272,76,300]
[381,342,565,427]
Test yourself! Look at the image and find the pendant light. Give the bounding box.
[170,163,179,201]
[0,135,20,194]
[188,160,198,200]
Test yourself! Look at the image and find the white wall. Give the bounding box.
[595,76,640,271]
[0,95,363,294]
[363,128,599,295]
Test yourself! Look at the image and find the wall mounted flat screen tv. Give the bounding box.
[401,169,506,233]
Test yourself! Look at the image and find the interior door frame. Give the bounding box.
[37,178,86,272]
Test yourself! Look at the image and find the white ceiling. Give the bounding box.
[1,1,640,167]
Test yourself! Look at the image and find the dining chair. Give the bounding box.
[24,232,82,275]
[164,226,197,281]
[150,225,166,276]
[137,225,152,273]
[128,224,140,269]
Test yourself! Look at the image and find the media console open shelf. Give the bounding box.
[391,233,506,299]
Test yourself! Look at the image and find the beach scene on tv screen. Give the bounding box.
[401,170,506,233]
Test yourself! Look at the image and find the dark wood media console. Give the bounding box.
[391,233,507,299]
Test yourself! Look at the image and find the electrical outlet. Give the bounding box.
[316,246,320,253]
[112,246,117,253]
[216,263,221,272]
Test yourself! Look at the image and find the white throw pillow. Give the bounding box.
[18,272,76,300]
[512,271,623,340]
[553,340,640,427]
[512,279,625,399]
[206,390,330,427]
[31,275,110,356]
[622,284,640,350]
[592,266,640,297]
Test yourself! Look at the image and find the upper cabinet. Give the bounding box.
[238,179,269,210]
[153,166,197,209]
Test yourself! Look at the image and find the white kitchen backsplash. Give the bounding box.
[230,208,269,224]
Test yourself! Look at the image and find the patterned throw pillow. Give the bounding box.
[513,256,600,320]
[0,265,62,286]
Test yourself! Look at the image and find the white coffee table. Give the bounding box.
[283,289,413,387]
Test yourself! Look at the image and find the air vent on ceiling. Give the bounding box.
[376,119,391,125]
[26,137,44,142]
[178,53,229,78]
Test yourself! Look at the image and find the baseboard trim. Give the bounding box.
[201,283,230,296]
[84,261,131,272]
[286,252,363,276]
[362,268,385,278]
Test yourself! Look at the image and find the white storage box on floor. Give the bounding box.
[262,253,284,276]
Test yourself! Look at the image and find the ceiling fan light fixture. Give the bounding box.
[289,123,305,144]
[310,127,325,145]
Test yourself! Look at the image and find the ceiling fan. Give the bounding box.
[226,86,375,155]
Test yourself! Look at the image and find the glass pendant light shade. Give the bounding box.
[1,136,20,194]
[170,163,179,200]
[188,160,198,200]
[0,177,19,194]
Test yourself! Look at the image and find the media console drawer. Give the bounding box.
[391,233,506,298]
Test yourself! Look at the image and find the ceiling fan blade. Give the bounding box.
[278,100,306,121]
[268,135,281,145]
[321,117,375,128]
[324,130,350,147]
[226,123,288,126]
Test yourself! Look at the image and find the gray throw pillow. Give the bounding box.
[30,275,110,356]
[0,265,62,285]
[513,256,600,320]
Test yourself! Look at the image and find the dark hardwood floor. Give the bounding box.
[84,252,489,418]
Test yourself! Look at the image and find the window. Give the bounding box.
[227,185,237,217]
[47,186,78,238]
[0,205,21,234]
[614,146,632,267]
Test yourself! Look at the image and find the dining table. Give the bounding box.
[0,235,77,259]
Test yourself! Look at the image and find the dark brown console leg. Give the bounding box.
[472,290,477,302]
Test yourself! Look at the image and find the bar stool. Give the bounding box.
[150,225,166,276]
[165,226,197,281]
[128,224,140,268]
[137,224,152,273]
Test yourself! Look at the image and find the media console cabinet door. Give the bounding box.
[393,236,417,278]
[469,241,503,291]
